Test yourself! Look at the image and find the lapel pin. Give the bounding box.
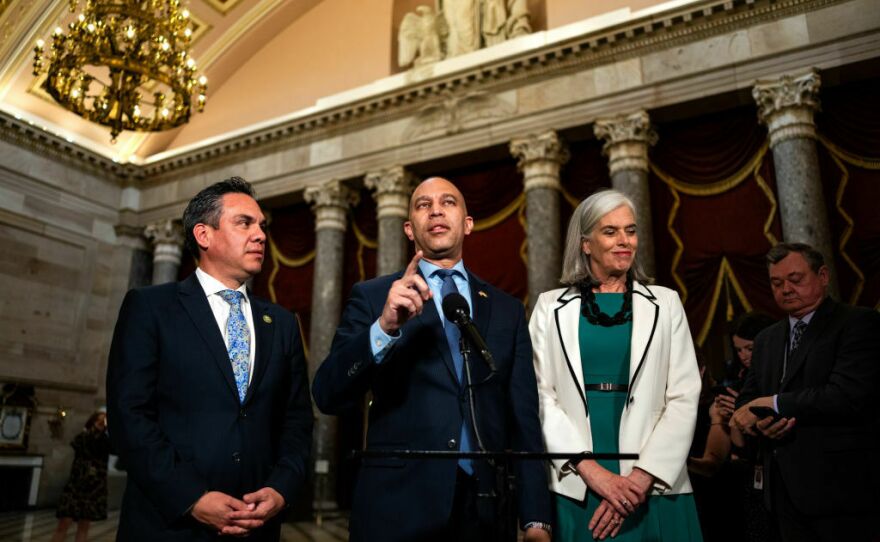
[262,314,273,324]
[478,291,488,298]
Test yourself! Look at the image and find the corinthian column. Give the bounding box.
[753,70,838,296]
[144,219,185,285]
[510,130,569,312]
[365,166,417,276]
[303,179,359,513]
[594,110,658,277]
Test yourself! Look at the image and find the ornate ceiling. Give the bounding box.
[0,0,322,163]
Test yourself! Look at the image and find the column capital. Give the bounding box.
[593,110,657,175]
[510,131,570,168]
[144,219,184,264]
[365,166,418,219]
[144,219,184,246]
[304,180,360,232]
[509,131,569,191]
[753,69,821,147]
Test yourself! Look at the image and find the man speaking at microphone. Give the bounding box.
[313,177,551,542]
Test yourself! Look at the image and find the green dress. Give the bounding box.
[555,293,702,542]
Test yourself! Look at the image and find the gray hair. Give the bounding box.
[560,189,652,286]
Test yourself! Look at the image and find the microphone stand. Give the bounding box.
[461,336,517,541]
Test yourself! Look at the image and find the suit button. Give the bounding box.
[239,409,247,418]
[447,439,457,449]
[232,452,241,463]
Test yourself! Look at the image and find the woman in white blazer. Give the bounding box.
[530,190,702,541]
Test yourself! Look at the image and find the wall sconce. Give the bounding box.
[47,407,67,440]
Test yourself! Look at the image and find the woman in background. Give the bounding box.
[530,189,702,541]
[50,411,110,542]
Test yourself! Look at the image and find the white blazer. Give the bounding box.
[529,282,701,501]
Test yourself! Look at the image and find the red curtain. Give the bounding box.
[817,77,880,308]
[648,105,784,370]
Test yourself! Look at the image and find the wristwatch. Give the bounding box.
[523,521,552,534]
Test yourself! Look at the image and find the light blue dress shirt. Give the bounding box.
[369,259,472,363]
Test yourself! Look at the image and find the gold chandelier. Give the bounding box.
[32,0,207,142]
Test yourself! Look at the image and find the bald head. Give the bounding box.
[404,177,473,266]
[409,177,468,217]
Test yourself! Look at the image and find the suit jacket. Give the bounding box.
[529,282,701,501]
[738,297,880,516]
[312,270,551,542]
[106,273,313,541]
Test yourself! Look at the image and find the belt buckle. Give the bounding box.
[599,382,613,391]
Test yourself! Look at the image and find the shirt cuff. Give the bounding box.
[370,319,399,364]
[772,394,779,414]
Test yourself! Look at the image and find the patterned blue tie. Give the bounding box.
[218,289,250,403]
[435,269,474,474]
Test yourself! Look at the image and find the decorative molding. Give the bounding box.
[365,166,417,220]
[136,0,848,178]
[753,69,822,146]
[303,180,359,232]
[0,0,859,184]
[0,111,138,183]
[402,89,515,141]
[509,131,569,192]
[594,110,657,174]
[144,219,184,264]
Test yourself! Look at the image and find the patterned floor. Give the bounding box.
[0,509,349,541]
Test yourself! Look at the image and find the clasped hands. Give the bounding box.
[730,395,796,440]
[577,461,654,540]
[192,487,285,537]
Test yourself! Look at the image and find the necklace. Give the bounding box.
[579,275,633,326]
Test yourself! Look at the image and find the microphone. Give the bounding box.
[442,292,497,373]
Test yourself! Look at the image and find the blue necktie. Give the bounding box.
[435,269,474,474]
[218,289,250,403]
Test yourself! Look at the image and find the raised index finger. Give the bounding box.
[403,250,423,277]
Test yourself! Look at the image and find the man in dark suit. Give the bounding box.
[106,177,313,541]
[732,242,880,542]
[312,177,551,542]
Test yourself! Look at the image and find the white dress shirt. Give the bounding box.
[195,267,256,384]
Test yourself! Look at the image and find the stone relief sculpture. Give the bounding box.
[398,6,445,68]
[402,89,515,140]
[398,0,532,69]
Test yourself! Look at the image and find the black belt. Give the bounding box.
[583,383,629,392]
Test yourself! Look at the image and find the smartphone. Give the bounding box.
[711,384,736,396]
[749,406,783,421]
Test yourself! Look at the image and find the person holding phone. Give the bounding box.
[731,243,880,542]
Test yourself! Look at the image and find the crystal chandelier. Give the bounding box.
[32,0,207,142]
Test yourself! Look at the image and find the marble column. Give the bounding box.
[365,166,417,276]
[594,110,658,277]
[510,131,569,312]
[144,219,185,285]
[303,179,359,513]
[753,70,838,296]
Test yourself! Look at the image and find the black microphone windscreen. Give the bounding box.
[441,292,469,323]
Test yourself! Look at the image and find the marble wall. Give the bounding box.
[0,138,132,507]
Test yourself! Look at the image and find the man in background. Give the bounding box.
[732,242,880,541]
